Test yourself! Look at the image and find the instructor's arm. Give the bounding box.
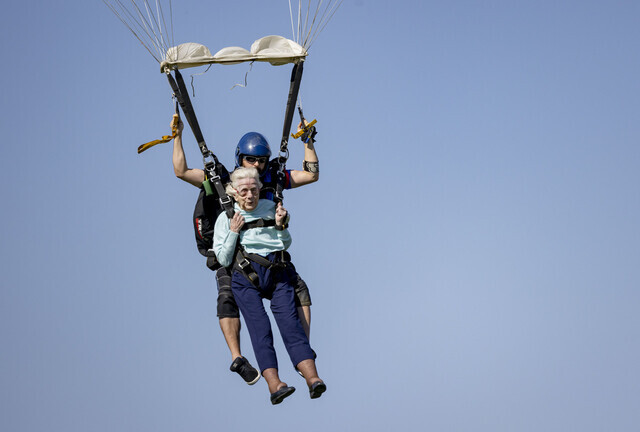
[172,115,205,187]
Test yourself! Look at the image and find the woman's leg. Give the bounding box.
[271,278,325,397]
[262,368,288,394]
[231,273,278,373]
[270,274,315,369]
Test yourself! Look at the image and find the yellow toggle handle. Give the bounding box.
[137,114,180,154]
[291,119,317,139]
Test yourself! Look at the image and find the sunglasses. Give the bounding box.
[235,186,260,197]
[243,155,268,164]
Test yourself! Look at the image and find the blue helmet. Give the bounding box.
[235,132,271,167]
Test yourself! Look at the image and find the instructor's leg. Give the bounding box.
[293,269,312,340]
[217,268,259,385]
[219,317,241,360]
[297,306,311,340]
[216,267,242,360]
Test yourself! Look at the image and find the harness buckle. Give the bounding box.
[238,258,252,271]
[202,151,216,167]
[219,194,232,207]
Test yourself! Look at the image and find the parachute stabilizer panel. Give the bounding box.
[161,35,307,72]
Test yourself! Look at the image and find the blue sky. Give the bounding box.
[2,1,639,431]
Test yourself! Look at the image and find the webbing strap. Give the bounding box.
[233,249,288,287]
[205,170,234,218]
[166,70,209,157]
[241,219,277,231]
[275,61,305,203]
[235,246,289,287]
[279,62,305,155]
[166,69,235,218]
[234,251,260,287]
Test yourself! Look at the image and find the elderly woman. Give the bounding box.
[213,167,326,405]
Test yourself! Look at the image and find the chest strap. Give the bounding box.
[241,218,276,231]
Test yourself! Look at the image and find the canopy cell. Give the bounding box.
[160,35,307,72]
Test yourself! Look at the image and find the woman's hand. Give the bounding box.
[229,212,245,233]
[275,202,288,227]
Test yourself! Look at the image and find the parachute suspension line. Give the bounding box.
[103,1,161,62]
[153,0,173,56]
[302,0,343,50]
[116,0,162,60]
[168,0,175,50]
[299,0,304,46]
[302,0,323,48]
[143,0,172,59]
[141,1,162,56]
[288,0,296,42]
[303,0,312,46]
[287,0,342,49]
[103,0,174,63]
[127,0,167,60]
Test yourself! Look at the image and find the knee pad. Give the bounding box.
[216,268,239,318]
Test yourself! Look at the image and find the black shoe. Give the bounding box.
[296,349,317,377]
[309,381,326,399]
[270,386,296,405]
[230,357,260,385]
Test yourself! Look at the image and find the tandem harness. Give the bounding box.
[232,218,291,288]
[234,249,292,288]
[164,63,304,269]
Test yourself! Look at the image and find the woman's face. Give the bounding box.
[234,177,260,211]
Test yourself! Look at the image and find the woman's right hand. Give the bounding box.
[229,212,245,233]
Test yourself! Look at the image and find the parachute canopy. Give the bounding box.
[160,35,307,72]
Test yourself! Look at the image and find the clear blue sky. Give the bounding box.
[2,1,639,431]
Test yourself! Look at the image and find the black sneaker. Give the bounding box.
[230,357,260,385]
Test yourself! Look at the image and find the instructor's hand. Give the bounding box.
[171,114,184,134]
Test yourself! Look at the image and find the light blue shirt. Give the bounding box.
[213,199,292,267]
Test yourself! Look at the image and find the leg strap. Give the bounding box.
[233,250,289,287]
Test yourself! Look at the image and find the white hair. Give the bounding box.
[225,167,263,198]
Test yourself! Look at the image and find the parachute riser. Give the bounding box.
[279,62,304,154]
[166,70,214,160]
[166,69,234,218]
[275,61,305,203]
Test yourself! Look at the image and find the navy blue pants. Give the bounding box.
[231,253,314,373]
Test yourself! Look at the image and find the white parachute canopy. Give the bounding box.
[104,0,341,66]
[160,35,307,72]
